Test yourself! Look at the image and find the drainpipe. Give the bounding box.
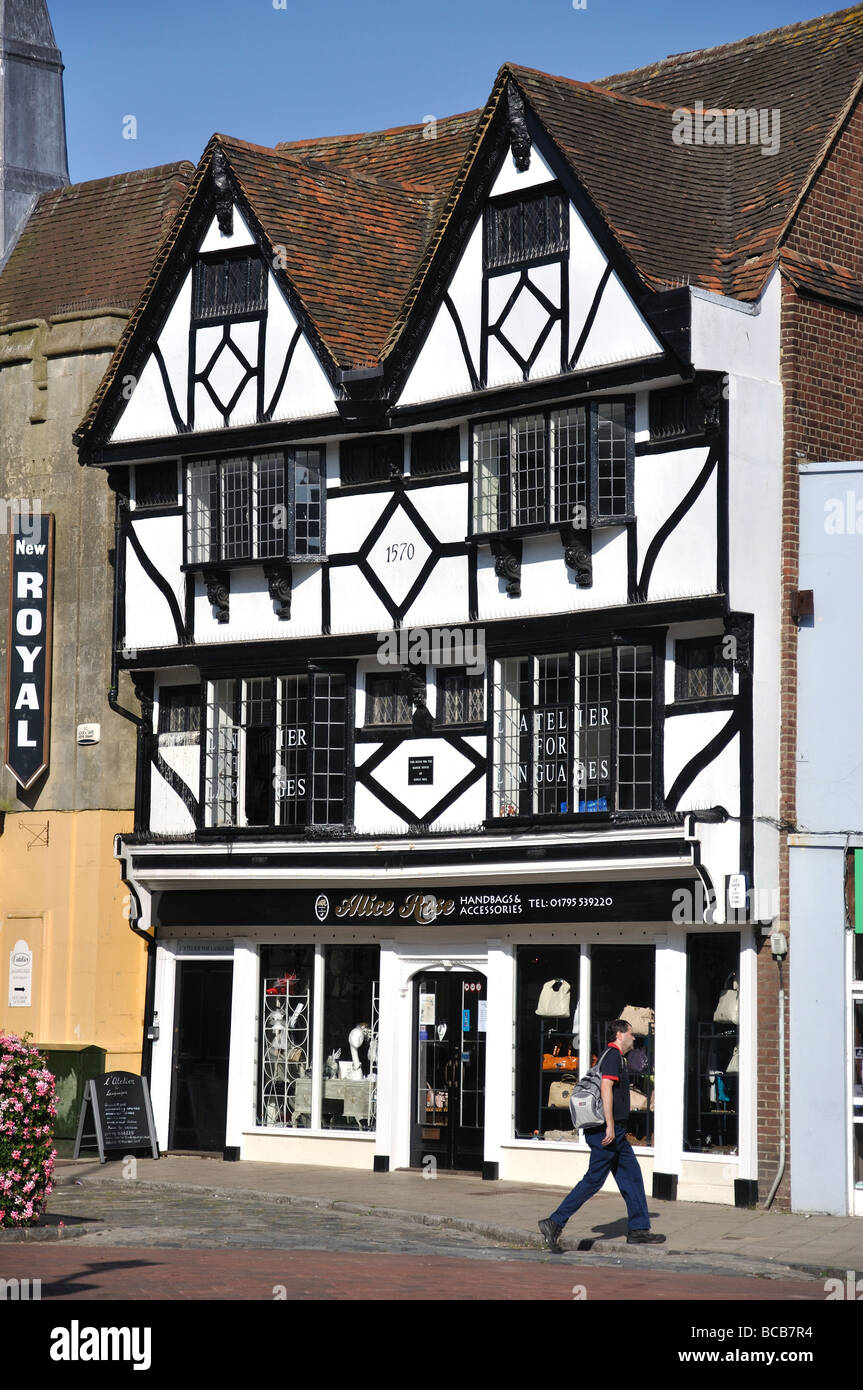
[763,939,788,1208]
[116,838,157,1081]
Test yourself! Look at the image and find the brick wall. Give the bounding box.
[772,93,863,1207]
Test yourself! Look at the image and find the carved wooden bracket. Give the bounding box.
[697,379,724,438]
[491,538,523,598]
[506,83,532,172]
[560,525,593,588]
[725,613,752,677]
[400,663,434,737]
[211,149,234,237]
[204,569,230,624]
[264,562,293,620]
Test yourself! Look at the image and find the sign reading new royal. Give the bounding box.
[5,515,54,789]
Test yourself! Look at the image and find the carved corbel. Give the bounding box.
[725,613,752,677]
[211,149,234,237]
[264,562,293,620]
[506,83,532,172]
[204,569,230,624]
[560,525,593,588]
[697,379,724,438]
[491,538,522,598]
[399,663,434,736]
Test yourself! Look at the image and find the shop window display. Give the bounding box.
[258,945,379,1131]
[589,944,656,1147]
[515,947,581,1139]
[684,933,740,1154]
[259,945,314,1128]
[316,946,379,1131]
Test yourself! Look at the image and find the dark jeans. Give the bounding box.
[549,1123,651,1232]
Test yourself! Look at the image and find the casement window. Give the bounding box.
[340,436,404,486]
[365,674,413,728]
[484,189,569,271]
[493,645,654,818]
[192,251,267,321]
[409,428,461,478]
[204,672,347,828]
[185,449,324,564]
[675,638,734,701]
[438,668,485,725]
[134,461,179,510]
[472,400,632,535]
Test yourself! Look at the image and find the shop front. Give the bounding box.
[138,857,757,1206]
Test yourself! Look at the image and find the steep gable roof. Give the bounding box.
[74,5,863,448]
[0,163,195,328]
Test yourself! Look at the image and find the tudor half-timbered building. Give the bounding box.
[73,13,863,1205]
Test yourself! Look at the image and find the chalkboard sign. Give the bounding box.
[73,1072,159,1163]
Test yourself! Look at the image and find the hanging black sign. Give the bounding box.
[73,1072,159,1163]
[4,514,54,789]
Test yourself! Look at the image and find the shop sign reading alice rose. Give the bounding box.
[5,515,54,789]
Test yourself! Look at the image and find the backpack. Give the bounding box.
[568,1048,614,1130]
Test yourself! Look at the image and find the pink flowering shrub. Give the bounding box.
[0,1032,57,1228]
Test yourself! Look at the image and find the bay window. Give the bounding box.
[472,399,632,535]
[185,448,324,565]
[493,645,654,818]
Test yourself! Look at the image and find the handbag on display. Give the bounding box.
[628,1046,649,1075]
[629,1089,648,1112]
[543,1044,579,1071]
[725,1046,740,1075]
[536,979,571,1018]
[620,1005,654,1036]
[548,1076,577,1109]
[713,974,740,1026]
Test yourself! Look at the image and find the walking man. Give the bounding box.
[538,1018,665,1251]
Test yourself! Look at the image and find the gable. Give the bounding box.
[395,133,663,409]
[106,191,335,446]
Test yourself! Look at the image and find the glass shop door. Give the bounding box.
[411,971,487,1172]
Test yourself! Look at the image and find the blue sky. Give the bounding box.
[50,0,838,183]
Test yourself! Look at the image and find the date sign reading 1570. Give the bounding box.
[385,542,415,563]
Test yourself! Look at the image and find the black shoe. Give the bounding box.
[538,1217,563,1252]
[626,1230,666,1245]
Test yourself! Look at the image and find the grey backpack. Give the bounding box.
[568,1048,613,1130]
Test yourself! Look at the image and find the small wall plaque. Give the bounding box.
[408,756,434,786]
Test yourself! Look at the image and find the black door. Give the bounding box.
[169,961,233,1152]
[410,971,486,1172]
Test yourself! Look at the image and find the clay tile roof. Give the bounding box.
[0,162,195,329]
[586,3,863,298]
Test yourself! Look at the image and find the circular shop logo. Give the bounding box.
[315,894,330,922]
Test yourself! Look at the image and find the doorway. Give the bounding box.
[169,960,233,1152]
[410,969,486,1172]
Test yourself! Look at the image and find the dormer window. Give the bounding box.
[193,250,267,321]
[484,188,568,270]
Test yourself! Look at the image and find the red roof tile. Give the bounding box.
[0,163,195,328]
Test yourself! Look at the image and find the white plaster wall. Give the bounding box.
[111,353,175,443]
[490,144,556,197]
[326,491,389,550]
[264,272,335,421]
[578,270,663,370]
[199,207,256,254]
[124,515,184,649]
[634,446,716,601]
[328,566,392,635]
[149,761,195,834]
[111,273,192,443]
[401,556,471,628]
[663,710,734,797]
[192,564,323,643]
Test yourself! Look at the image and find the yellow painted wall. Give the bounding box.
[0,809,144,1070]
